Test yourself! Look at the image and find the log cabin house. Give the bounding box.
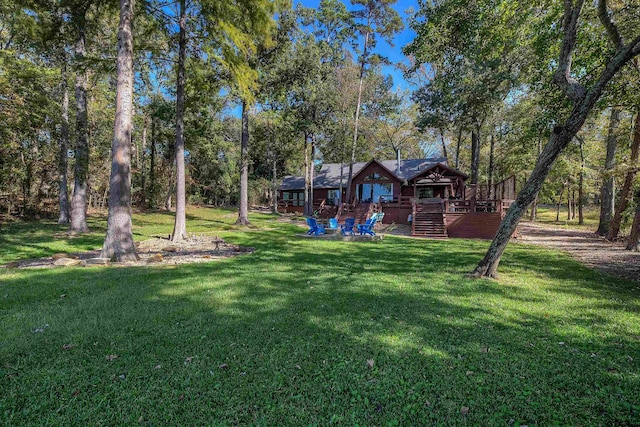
[278,158,516,239]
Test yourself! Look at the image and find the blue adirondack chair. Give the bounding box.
[306,217,326,235]
[327,218,339,230]
[341,217,356,235]
[358,214,378,236]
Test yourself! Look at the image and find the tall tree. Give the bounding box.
[607,110,640,240]
[170,0,187,242]
[473,0,640,278]
[626,188,640,251]
[345,0,402,204]
[236,100,251,225]
[69,6,90,234]
[58,61,71,224]
[101,0,137,261]
[596,107,620,235]
[168,0,277,241]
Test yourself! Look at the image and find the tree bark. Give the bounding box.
[626,197,640,251]
[470,127,480,185]
[69,13,89,234]
[171,0,187,242]
[596,107,620,235]
[165,166,174,211]
[140,115,148,207]
[346,30,370,205]
[58,62,70,224]
[578,136,585,224]
[556,183,565,222]
[304,133,311,216]
[607,110,640,240]
[529,139,542,222]
[149,116,156,209]
[236,99,251,225]
[488,132,495,199]
[454,126,463,169]
[101,0,137,262]
[567,185,572,220]
[310,134,316,212]
[272,156,278,214]
[440,128,448,162]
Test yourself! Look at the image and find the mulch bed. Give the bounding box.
[4,235,253,269]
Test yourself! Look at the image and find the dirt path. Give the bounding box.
[516,222,640,282]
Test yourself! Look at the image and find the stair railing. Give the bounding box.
[411,198,416,236]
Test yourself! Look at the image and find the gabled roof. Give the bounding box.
[280,157,460,190]
[408,162,470,181]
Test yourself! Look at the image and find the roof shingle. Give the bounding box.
[279,157,452,190]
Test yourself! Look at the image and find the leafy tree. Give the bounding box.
[473,0,640,278]
[168,0,277,242]
[345,0,403,203]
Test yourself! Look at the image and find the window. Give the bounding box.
[417,187,434,199]
[327,189,341,206]
[283,191,304,206]
[358,183,393,203]
[364,173,389,181]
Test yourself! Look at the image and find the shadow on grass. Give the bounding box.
[1,232,638,425]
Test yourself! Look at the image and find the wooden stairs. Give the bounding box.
[413,204,448,238]
[338,202,372,225]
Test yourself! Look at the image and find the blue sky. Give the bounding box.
[296,0,420,92]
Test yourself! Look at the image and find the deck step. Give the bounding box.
[412,208,448,238]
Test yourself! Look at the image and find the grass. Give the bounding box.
[1,207,639,426]
[531,205,601,231]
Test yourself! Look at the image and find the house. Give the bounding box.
[278,157,516,239]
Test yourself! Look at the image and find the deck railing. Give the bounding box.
[445,199,514,213]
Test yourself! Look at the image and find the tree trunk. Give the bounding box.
[607,110,640,240]
[470,127,480,185]
[20,151,30,215]
[596,107,620,235]
[571,189,576,219]
[440,128,448,162]
[310,134,316,212]
[346,31,369,205]
[529,194,538,222]
[140,115,147,207]
[578,136,585,225]
[165,168,174,211]
[69,15,90,234]
[626,198,640,251]
[101,0,137,262]
[567,186,572,220]
[454,126,463,169]
[556,183,565,222]
[529,139,542,222]
[236,99,250,225]
[58,62,70,224]
[488,132,495,199]
[272,157,278,214]
[149,116,156,209]
[303,133,311,216]
[171,0,187,242]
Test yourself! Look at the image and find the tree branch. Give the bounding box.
[597,0,624,50]
[553,0,587,102]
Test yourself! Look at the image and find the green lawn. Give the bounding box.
[532,205,601,231]
[1,208,639,426]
